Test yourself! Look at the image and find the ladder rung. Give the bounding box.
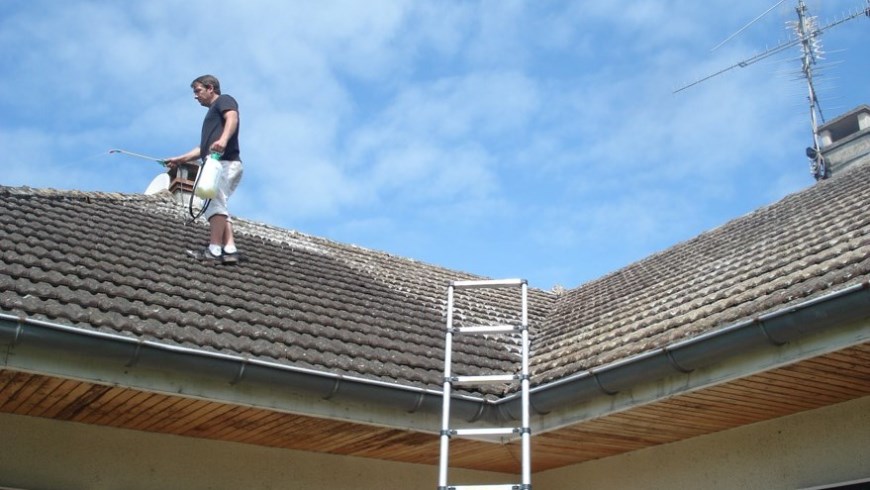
[445,485,522,490]
[452,374,517,385]
[452,427,518,437]
[453,325,520,334]
[451,278,526,289]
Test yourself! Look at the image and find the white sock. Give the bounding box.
[224,244,238,254]
[209,244,222,256]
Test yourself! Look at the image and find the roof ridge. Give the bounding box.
[0,185,170,201]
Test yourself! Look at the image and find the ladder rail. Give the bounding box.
[438,284,457,489]
[520,282,531,486]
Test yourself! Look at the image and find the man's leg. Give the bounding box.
[209,214,228,250]
[213,217,239,263]
[187,214,227,261]
[203,160,243,262]
[223,221,236,251]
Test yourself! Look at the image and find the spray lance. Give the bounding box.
[108,148,168,166]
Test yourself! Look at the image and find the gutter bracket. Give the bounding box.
[407,392,426,413]
[466,399,487,423]
[755,317,788,346]
[13,318,24,346]
[323,377,342,400]
[590,369,619,396]
[664,347,694,373]
[125,341,144,368]
[529,397,551,416]
[230,359,248,385]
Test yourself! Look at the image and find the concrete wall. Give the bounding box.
[0,413,504,490]
[535,395,870,490]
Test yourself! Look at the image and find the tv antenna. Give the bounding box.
[674,0,870,180]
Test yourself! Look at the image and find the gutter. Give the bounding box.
[0,313,487,425]
[493,280,870,421]
[1,281,869,431]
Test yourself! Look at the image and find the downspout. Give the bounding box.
[494,281,870,421]
[0,313,489,424]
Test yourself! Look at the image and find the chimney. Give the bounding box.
[817,104,870,177]
[167,162,204,207]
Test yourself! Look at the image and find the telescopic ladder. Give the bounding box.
[438,278,531,490]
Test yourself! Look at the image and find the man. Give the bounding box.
[166,75,244,264]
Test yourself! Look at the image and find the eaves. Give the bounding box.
[2,281,869,438]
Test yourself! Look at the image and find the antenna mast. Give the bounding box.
[795,0,827,179]
[674,1,870,180]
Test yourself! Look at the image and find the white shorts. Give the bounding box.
[204,159,243,221]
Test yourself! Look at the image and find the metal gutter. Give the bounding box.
[0,313,487,425]
[1,281,869,432]
[493,281,870,421]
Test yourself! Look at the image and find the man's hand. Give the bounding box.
[163,156,183,169]
[164,147,201,168]
[209,139,227,155]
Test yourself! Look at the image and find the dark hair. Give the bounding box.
[191,74,221,94]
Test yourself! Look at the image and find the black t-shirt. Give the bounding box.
[199,94,241,161]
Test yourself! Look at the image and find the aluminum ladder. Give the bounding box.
[438,278,531,490]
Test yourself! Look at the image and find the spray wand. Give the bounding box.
[108,148,167,167]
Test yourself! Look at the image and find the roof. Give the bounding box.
[2,162,870,393]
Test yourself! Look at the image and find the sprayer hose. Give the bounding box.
[187,161,211,224]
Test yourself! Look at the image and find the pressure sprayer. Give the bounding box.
[108,148,215,223]
[194,152,222,199]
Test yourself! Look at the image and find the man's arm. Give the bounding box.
[164,146,201,168]
[210,109,238,155]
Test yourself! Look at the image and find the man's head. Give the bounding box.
[191,74,221,107]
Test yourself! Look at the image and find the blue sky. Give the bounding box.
[2,1,869,290]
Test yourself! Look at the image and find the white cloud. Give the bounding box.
[1,0,867,289]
